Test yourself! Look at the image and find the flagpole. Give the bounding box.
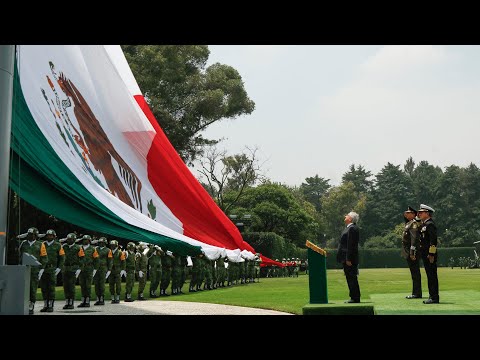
[0,45,15,265]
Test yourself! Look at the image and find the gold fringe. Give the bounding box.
[305,240,327,256]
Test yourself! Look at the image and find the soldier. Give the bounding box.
[417,204,440,304]
[216,255,226,287]
[77,235,99,307]
[18,227,48,314]
[254,253,262,282]
[135,242,149,300]
[61,233,85,309]
[148,245,163,298]
[295,258,300,278]
[124,242,137,302]
[39,229,64,313]
[160,250,174,296]
[189,253,202,292]
[246,258,254,283]
[109,240,126,304]
[179,255,188,294]
[171,251,182,295]
[402,206,422,299]
[93,237,112,305]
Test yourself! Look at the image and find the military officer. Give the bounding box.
[148,245,163,297]
[402,206,422,299]
[179,255,188,294]
[109,239,126,304]
[61,233,85,309]
[39,229,64,312]
[189,253,202,292]
[418,204,440,304]
[135,242,149,300]
[171,251,182,295]
[76,235,99,307]
[160,250,174,296]
[93,237,112,305]
[216,255,226,287]
[18,227,48,314]
[124,242,137,302]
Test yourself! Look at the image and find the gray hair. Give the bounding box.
[347,211,359,223]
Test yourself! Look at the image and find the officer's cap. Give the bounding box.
[418,204,435,213]
[404,206,417,215]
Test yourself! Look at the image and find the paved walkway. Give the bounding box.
[35,301,292,315]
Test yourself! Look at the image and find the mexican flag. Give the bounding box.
[9,45,256,259]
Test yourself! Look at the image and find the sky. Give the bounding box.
[198,45,480,186]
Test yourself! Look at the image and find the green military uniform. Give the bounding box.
[189,254,202,292]
[160,250,173,296]
[203,258,213,290]
[254,253,262,282]
[216,256,226,287]
[124,242,137,302]
[62,233,85,309]
[179,256,187,293]
[171,253,182,295]
[227,260,235,286]
[93,237,112,305]
[135,243,148,300]
[77,235,99,307]
[109,240,126,303]
[18,227,48,314]
[40,230,64,312]
[148,246,162,297]
[247,259,254,283]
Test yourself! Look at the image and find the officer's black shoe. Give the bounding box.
[423,298,439,304]
[406,294,422,299]
[84,297,90,307]
[40,300,49,312]
[344,299,360,303]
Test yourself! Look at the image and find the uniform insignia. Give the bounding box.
[429,245,437,254]
[78,247,85,257]
[59,247,65,256]
[108,250,113,258]
[93,249,99,258]
[120,251,126,261]
[40,243,47,257]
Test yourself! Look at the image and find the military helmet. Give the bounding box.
[275,259,279,261]
[282,258,286,261]
[46,229,56,237]
[82,234,92,241]
[27,227,39,235]
[67,233,76,240]
[127,242,136,249]
[98,237,107,244]
[110,239,119,246]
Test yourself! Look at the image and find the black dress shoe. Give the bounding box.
[406,295,422,299]
[344,299,360,303]
[423,298,439,304]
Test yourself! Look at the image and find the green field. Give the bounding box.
[42,268,480,314]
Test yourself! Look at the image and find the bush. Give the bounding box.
[243,232,309,260]
[323,247,475,269]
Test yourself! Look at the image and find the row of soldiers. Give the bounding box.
[17,227,263,314]
[265,258,302,278]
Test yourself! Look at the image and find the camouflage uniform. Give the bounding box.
[254,253,262,282]
[124,242,137,302]
[77,235,99,307]
[247,259,255,283]
[135,243,149,300]
[40,230,64,312]
[189,254,202,292]
[109,240,126,303]
[179,256,188,293]
[216,256,226,287]
[148,246,162,297]
[160,250,173,296]
[203,258,213,290]
[93,237,112,305]
[171,253,182,295]
[18,227,48,314]
[62,233,85,309]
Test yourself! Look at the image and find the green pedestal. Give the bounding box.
[307,247,328,304]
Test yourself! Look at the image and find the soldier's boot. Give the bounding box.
[68,299,75,309]
[111,295,116,304]
[150,290,159,298]
[63,299,70,309]
[125,293,134,302]
[171,288,177,295]
[29,301,35,315]
[163,289,170,296]
[98,296,105,305]
[208,284,213,290]
[196,284,203,291]
[189,284,196,292]
[115,295,121,303]
[203,283,207,290]
[138,293,146,301]
[77,297,86,307]
[94,296,101,305]
[47,300,54,312]
[85,297,90,307]
[178,287,184,294]
[40,300,49,312]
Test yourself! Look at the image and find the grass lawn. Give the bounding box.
[41,268,480,314]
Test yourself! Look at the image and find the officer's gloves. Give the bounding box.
[120,270,127,278]
[92,269,97,278]
[75,269,81,278]
[54,268,61,276]
[105,270,111,279]
[38,268,45,280]
[138,270,144,278]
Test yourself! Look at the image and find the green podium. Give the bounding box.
[306,240,328,304]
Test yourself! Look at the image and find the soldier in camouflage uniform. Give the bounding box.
[61,233,85,310]
[254,253,262,282]
[39,229,64,313]
[148,245,163,298]
[216,255,226,287]
[18,227,48,314]
[109,239,126,304]
[246,258,254,283]
[227,259,235,286]
[77,235,99,307]
[124,242,137,302]
[189,253,203,292]
[160,250,174,296]
[93,237,112,305]
[179,255,188,294]
[135,242,149,300]
[203,257,213,290]
[171,252,182,295]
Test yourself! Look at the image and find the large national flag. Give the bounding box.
[9,45,256,259]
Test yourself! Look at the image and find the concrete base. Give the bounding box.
[0,265,30,315]
[302,302,374,315]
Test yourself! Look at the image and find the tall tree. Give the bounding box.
[299,175,331,211]
[341,164,373,193]
[404,156,415,177]
[122,45,255,164]
[411,160,443,207]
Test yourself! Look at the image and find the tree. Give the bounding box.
[411,160,443,207]
[404,157,415,177]
[320,181,366,246]
[299,175,331,212]
[197,145,263,212]
[122,45,255,164]
[341,164,373,193]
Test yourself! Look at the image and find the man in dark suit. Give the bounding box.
[337,211,361,303]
